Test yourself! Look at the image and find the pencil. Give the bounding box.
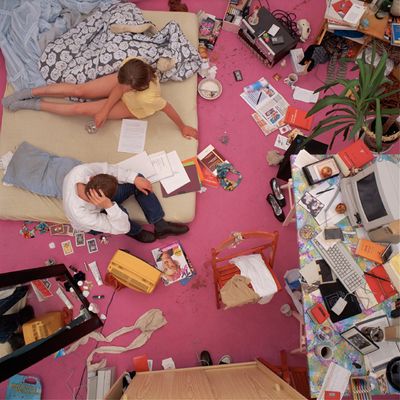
[256,92,262,104]
[364,271,391,283]
[316,187,334,195]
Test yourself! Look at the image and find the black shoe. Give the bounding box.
[129,229,156,243]
[270,178,286,207]
[155,222,189,239]
[200,350,213,366]
[266,193,285,222]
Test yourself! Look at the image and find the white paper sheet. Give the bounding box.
[293,86,319,103]
[148,151,173,183]
[293,149,319,168]
[159,151,190,194]
[309,182,344,226]
[317,362,351,400]
[118,119,147,153]
[117,152,156,180]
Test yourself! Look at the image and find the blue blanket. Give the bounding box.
[3,142,81,198]
[0,0,113,90]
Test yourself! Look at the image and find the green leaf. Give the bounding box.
[326,107,356,116]
[381,108,400,115]
[307,95,357,117]
[308,121,349,140]
[348,118,363,140]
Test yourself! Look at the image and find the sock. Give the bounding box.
[9,98,41,112]
[154,219,168,229]
[2,88,33,108]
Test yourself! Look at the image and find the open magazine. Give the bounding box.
[241,78,289,136]
[151,242,194,286]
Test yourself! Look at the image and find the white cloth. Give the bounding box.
[62,162,138,234]
[230,254,278,304]
[65,309,167,372]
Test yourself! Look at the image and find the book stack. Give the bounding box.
[325,0,367,32]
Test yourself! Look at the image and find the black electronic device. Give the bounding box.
[233,70,243,81]
[302,157,340,186]
[238,6,299,67]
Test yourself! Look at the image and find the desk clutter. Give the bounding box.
[291,145,400,399]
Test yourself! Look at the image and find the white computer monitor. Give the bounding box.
[340,159,400,231]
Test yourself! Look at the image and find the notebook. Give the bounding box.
[364,265,397,304]
[284,106,314,130]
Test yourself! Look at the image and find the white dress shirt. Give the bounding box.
[62,163,138,234]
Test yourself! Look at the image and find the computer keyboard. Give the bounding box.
[312,239,366,293]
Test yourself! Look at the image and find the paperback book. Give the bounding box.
[197,144,228,176]
[152,242,194,286]
[199,13,223,49]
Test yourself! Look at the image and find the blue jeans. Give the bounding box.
[91,179,165,236]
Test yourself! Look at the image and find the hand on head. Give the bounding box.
[86,188,113,208]
[134,176,153,195]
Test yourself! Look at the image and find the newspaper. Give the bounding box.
[241,78,289,136]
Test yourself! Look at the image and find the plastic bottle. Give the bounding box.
[243,77,269,93]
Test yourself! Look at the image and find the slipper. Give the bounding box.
[270,178,286,207]
[266,193,285,222]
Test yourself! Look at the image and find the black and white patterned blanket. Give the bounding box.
[39,2,201,85]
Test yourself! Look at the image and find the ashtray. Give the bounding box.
[198,78,222,100]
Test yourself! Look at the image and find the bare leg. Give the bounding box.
[40,98,135,120]
[32,73,119,99]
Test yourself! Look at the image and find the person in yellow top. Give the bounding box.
[2,57,198,139]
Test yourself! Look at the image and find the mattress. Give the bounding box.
[0,11,198,224]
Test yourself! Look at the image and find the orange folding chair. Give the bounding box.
[211,231,281,309]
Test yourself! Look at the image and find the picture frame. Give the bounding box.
[340,326,380,355]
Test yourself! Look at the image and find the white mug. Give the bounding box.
[284,73,298,87]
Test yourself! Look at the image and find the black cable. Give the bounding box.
[271,9,300,40]
[74,289,117,399]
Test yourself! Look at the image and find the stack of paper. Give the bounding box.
[325,0,367,30]
[317,362,351,400]
[160,151,190,194]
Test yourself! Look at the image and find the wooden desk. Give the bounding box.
[292,155,400,398]
[357,7,389,42]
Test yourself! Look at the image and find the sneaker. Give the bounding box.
[266,193,285,222]
[218,355,232,365]
[128,229,156,243]
[155,221,189,239]
[270,178,286,207]
[199,350,213,366]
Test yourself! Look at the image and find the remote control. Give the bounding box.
[233,70,243,81]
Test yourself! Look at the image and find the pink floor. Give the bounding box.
[0,1,398,399]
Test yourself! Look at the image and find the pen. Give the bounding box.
[256,92,262,104]
[364,271,391,283]
[316,187,334,195]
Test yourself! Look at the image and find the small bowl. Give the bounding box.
[198,78,222,100]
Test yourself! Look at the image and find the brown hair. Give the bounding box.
[118,59,156,91]
[85,174,118,199]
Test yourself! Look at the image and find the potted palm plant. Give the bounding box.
[306,47,400,152]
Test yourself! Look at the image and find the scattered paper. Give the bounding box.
[293,149,318,168]
[117,151,156,180]
[148,151,173,183]
[299,260,320,285]
[160,151,190,194]
[293,86,319,103]
[274,134,291,150]
[162,357,176,369]
[343,3,365,26]
[118,119,147,153]
[317,362,351,400]
[268,24,280,36]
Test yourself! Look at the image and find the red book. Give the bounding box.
[333,139,374,176]
[199,163,219,188]
[365,265,397,304]
[284,106,314,130]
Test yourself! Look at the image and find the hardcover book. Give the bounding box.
[333,139,374,176]
[197,144,228,176]
[355,239,386,264]
[284,106,314,130]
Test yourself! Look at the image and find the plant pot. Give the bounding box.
[362,119,400,153]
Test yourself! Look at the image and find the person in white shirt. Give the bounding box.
[63,162,189,243]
